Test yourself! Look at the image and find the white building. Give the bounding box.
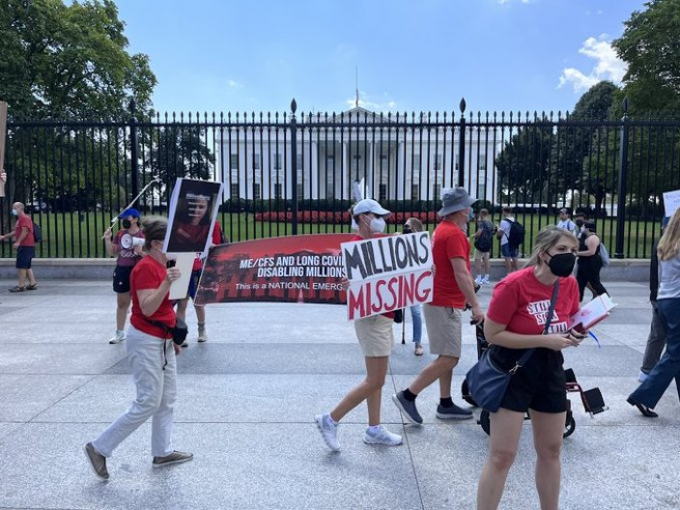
[216,106,502,204]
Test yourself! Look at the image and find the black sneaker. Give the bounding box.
[392,391,423,425]
[436,403,473,420]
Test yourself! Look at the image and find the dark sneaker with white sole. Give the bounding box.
[392,391,423,425]
[84,442,109,480]
[152,450,194,467]
[436,403,473,420]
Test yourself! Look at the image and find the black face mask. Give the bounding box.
[575,219,584,228]
[122,219,132,229]
[547,252,576,277]
[403,226,412,235]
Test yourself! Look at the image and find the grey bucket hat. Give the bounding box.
[438,187,477,217]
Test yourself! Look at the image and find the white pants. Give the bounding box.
[92,325,177,458]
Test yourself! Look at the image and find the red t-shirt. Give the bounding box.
[130,256,176,339]
[15,215,35,247]
[113,229,144,267]
[429,220,470,308]
[350,233,395,319]
[487,267,580,335]
[192,221,224,271]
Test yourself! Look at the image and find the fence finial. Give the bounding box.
[459,97,466,113]
[291,99,297,115]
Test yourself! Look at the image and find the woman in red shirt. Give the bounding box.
[477,226,586,510]
[315,199,403,451]
[84,217,193,480]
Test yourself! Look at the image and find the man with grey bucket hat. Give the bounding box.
[393,187,484,424]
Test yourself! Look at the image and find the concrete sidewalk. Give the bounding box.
[0,279,678,509]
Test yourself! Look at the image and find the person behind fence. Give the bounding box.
[474,208,495,284]
[392,187,483,425]
[84,217,193,481]
[403,217,425,356]
[556,208,577,236]
[638,216,670,383]
[103,208,145,344]
[315,198,403,451]
[0,201,38,292]
[575,221,608,302]
[476,225,585,510]
[497,206,520,275]
[627,209,680,419]
[175,220,224,346]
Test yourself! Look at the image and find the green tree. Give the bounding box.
[613,0,680,114]
[0,0,156,120]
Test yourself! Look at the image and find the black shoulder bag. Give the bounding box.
[465,280,560,413]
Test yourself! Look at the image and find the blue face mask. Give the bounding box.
[467,209,475,221]
[11,209,18,217]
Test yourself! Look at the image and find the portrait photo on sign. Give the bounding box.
[164,178,223,254]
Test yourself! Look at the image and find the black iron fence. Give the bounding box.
[1,99,678,259]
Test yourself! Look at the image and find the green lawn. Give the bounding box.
[0,211,661,259]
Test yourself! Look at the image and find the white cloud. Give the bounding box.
[344,91,398,112]
[558,35,627,93]
[227,79,244,89]
[499,0,531,4]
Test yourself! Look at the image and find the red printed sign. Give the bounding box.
[342,232,434,320]
[194,234,354,305]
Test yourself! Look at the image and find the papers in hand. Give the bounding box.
[570,294,617,331]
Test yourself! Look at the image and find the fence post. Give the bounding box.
[458,98,466,188]
[615,97,630,259]
[290,98,298,235]
[129,99,139,199]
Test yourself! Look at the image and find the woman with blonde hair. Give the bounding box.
[627,209,680,418]
[403,217,425,355]
[477,225,587,510]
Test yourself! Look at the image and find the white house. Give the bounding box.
[215,106,502,205]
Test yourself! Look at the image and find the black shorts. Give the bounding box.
[491,346,567,414]
[113,265,134,293]
[16,246,35,269]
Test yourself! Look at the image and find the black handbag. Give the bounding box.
[466,281,560,412]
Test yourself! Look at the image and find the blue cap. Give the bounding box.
[118,208,140,219]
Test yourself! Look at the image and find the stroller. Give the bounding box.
[461,321,608,438]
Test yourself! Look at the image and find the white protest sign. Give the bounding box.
[342,232,434,321]
[168,252,197,300]
[663,189,680,218]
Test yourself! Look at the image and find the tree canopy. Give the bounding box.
[613,0,680,114]
[0,0,156,120]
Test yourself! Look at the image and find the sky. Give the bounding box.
[114,0,646,117]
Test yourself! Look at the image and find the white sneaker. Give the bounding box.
[108,331,125,344]
[638,370,648,383]
[315,413,340,451]
[482,276,490,285]
[197,327,208,343]
[474,276,482,285]
[363,425,402,446]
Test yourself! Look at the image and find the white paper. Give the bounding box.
[168,252,197,300]
[663,189,680,218]
[570,293,617,330]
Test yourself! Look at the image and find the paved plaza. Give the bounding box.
[0,278,678,509]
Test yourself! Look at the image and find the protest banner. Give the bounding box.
[164,178,223,255]
[194,234,354,305]
[342,232,433,320]
[663,189,680,218]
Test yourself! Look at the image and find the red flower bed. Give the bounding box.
[255,210,440,224]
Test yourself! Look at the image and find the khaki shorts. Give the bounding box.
[474,249,490,261]
[354,315,395,357]
[422,304,462,357]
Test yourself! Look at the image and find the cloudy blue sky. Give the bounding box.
[115,0,645,116]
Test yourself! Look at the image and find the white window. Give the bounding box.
[230,183,239,199]
[253,154,261,170]
[477,170,486,199]
[274,183,283,199]
[297,183,304,198]
[413,154,421,173]
[411,183,420,200]
[274,153,282,170]
[379,184,387,201]
[253,183,261,200]
[434,154,443,171]
[230,154,239,170]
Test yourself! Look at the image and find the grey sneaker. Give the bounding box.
[315,413,340,451]
[152,450,194,468]
[436,403,473,420]
[363,425,402,446]
[84,442,109,480]
[392,391,423,425]
[108,331,125,344]
[197,327,208,343]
